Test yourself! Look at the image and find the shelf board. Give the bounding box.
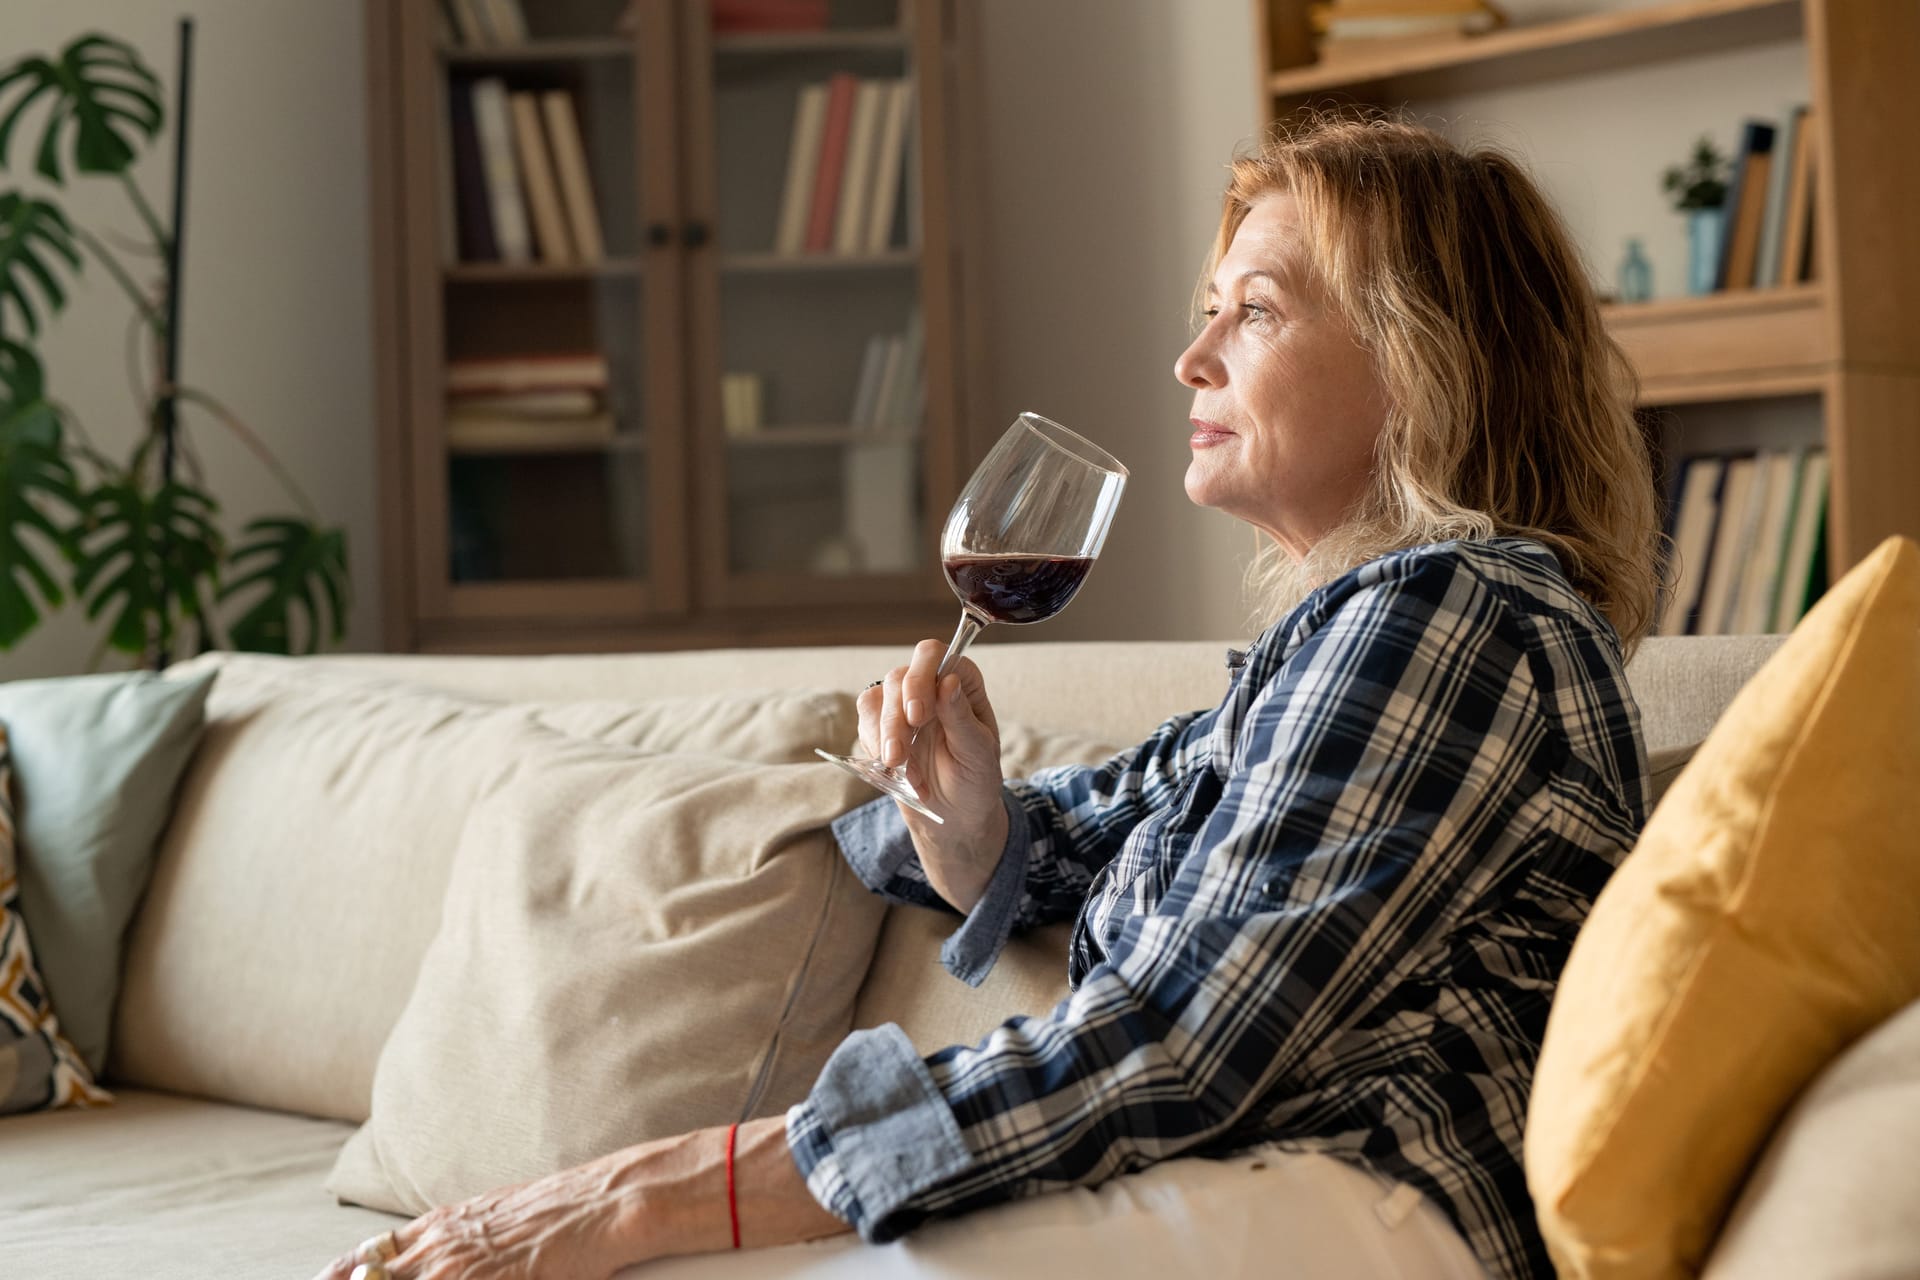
[1267,0,1801,98]
[1603,282,1831,404]
[726,426,920,447]
[720,250,918,273]
[445,258,643,284]
[441,38,631,66]
[712,27,910,56]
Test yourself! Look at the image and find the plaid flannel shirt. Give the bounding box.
[786,537,1648,1280]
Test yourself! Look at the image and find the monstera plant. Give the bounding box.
[0,28,349,670]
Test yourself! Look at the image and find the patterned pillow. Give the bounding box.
[0,722,110,1115]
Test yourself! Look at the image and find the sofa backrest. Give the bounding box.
[120,635,1781,1117]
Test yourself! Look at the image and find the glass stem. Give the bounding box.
[900,610,988,761]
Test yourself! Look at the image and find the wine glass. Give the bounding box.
[816,411,1127,823]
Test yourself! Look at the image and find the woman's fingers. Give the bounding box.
[879,668,908,766]
[901,637,947,729]
[855,679,884,759]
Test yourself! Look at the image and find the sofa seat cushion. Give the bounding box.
[0,1087,404,1278]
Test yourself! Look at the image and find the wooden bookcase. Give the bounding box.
[1254,0,1920,588]
[364,0,983,654]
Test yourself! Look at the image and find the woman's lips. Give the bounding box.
[1189,419,1234,448]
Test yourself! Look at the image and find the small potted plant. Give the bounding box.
[1663,136,1730,296]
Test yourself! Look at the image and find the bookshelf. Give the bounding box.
[365,0,980,653]
[1256,0,1920,626]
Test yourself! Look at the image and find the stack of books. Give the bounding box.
[774,75,915,257]
[444,353,617,451]
[847,312,925,434]
[1657,447,1830,636]
[1310,0,1507,65]
[448,78,606,267]
[438,0,531,48]
[1710,107,1818,292]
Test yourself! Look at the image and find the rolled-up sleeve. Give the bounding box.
[789,556,1562,1243]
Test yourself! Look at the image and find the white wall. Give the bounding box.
[0,2,378,680]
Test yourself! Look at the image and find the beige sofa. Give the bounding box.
[8,633,1906,1278]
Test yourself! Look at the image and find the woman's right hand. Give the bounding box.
[856,638,1009,913]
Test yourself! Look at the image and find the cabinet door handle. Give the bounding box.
[681,221,711,249]
[646,222,673,248]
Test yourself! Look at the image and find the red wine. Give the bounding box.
[943,553,1095,624]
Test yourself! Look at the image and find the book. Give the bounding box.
[452,0,497,47]
[449,389,601,415]
[447,352,610,394]
[1716,120,1777,291]
[720,373,764,437]
[868,335,906,434]
[864,80,912,254]
[1696,454,1758,635]
[712,0,830,33]
[539,92,604,263]
[805,74,860,253]
[469,78,533,264]
[834,81,889,255]
[434,0,460,48]
[483,0,529,44]
[1659,455,1727,636]
[849,334,889,427]
[1731,450,1799,633]
[1778,108,1818,286]
[448,83,497,262]
[1771,449,1829,632]
[509,92,575,264]
[445,410,617,451]
[1753,106,1805,289]
[774,84,829,256]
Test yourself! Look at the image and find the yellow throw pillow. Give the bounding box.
[1526,535,1920,1279]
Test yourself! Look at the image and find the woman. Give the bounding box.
[321,113,1660,1280]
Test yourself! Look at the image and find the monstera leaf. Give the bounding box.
[0,193,82,337]
[219,517,350,655]
[0,33,163,184]
[71,475,223,655]
[0,389,80,648]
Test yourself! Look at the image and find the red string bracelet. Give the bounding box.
[725,1122,741,1249]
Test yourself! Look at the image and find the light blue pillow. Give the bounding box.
[0,668,217,1076]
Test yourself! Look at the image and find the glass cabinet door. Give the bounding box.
[414,0,688,621]
[681,0,950,611]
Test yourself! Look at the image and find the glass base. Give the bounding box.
[814,748,945,825]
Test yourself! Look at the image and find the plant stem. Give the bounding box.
[167,385,319,518]
[119,174,173,259]
[72,223,166,333]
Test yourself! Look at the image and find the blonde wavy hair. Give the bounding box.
[1198,110,1664,653]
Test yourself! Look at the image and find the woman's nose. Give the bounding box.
[1174,329,1221,389]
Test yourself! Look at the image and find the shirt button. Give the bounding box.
[1262,878,1281,897]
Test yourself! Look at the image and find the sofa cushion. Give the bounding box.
[1525,535,1920,1279]
[0,724,109,1114]
[114,654,853,1123]
[1701,997,1920,1278]
[0,668,216,1076]
[325,738,884,1216]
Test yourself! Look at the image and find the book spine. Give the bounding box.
[448,83,498,262]
[509,92,575,264]
[540,91,605,263]
[834,81,888,255]
[774,84,829,256]
[884,308,925,432]
[868,334,905,433]
[454,0,497,47]
[1779,110,1818,286]
[1715,120,1775,291]
[863,80,912,254]
[849,333,888,428]
[484,0,529,44]
[1753,106,1803,289]
[471,78,533,264]
[805,73,860,253]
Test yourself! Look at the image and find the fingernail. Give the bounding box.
[907,699,925,724]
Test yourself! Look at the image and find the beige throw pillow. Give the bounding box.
[115,655,852,1122]
[325,738,885,1216]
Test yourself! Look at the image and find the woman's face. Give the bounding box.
[1174,193,1388,560]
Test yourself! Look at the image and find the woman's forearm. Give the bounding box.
[601,1115,851,1267]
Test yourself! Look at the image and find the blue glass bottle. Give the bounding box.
[1617,237,1653,303]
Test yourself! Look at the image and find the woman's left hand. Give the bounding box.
[313,1160,635,1280]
